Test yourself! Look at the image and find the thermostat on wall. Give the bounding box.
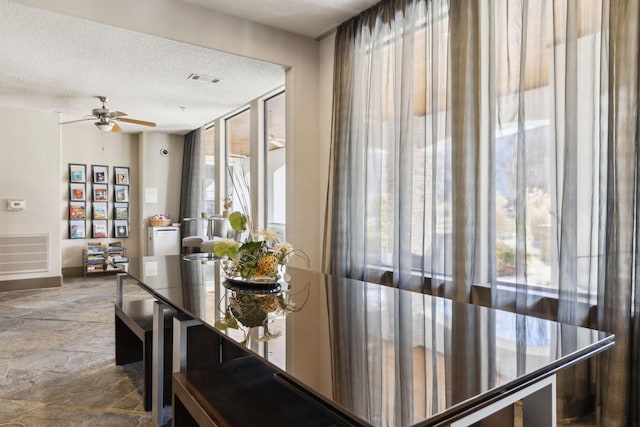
[7,199,26,211]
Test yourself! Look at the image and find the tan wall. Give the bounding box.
[138,132,184,256]
[12,0,326,270]
[318,32,337,269]
[0,107,61,283]
[0,108,188,283]
[60,124,141,268]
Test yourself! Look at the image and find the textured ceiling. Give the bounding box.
[0,0,285,134]
[181,0,379,39]
[0,0,378,135]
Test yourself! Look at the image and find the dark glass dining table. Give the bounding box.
[117,255,614,426]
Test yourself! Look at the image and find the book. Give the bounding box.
[86,242,103,254]
[93,223,107,238]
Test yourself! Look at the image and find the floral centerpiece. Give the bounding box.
[213,211,308,284]
[216,165,308,283]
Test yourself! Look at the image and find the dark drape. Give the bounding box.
[179,126,205,238]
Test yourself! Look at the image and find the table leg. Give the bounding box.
[116,273,127,308]
[152,301,167,426]
[523,374,556,426]
[207,218,213,240]
[449,374,556,427]
[172,317,202,373]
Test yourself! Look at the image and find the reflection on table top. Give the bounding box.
[123,255,614,427]
[182,216,227,240]
[182,216,226,221]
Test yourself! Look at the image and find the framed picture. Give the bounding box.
[69,163,86,183]
[114,166,130,185]
[114,185,129,202]
[93,184,108,202]
[114,202,129,220]
[92,165,108,184]
[114,220,129,238]
[69,220,86,239]
[93,202,108,220]
[69,201,86,219]
[92,220,108,238]
[70,183,86,201]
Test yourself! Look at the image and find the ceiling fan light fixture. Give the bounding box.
[95,121,114,132]
[60,97,155,131]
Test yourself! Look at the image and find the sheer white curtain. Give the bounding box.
[324,3,468,424]
[325,0,468,294]
[490,0,606,419]
[491,1,639,424]
[325,0,639,424]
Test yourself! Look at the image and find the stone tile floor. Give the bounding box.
[0,275,170,427]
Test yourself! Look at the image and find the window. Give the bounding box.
[335,0,603,296]
[493,0,603,292]
[226,108,251,213]
[209,89,286,235]
[204,125,216,216]
[368,3,453,279]
[265,91,286,239]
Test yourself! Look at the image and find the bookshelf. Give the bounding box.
[83,241,128,277]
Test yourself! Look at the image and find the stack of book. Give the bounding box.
[107,242,129,271]
[86,242,105,272]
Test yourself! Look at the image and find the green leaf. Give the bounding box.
[239,240,264,254]
[226,317,239,329]
[213,240,240,258]
[214,320,228,330]
[227,245,239,259]
[228,211,247,231]
[213,241,229,258]
[215,316,239,330]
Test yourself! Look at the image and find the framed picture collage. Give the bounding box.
[68,163,130,239]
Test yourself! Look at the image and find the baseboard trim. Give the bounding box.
[0,275,62,292]
[62,266,84,278]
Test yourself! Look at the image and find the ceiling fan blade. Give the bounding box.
[119,117,157,127]
[59,118,94,125]
[111,122,122,133]
[109,111,127,118]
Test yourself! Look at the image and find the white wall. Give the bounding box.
[0,107,61,283]
[13,0,327,270]
[60,124,140,268]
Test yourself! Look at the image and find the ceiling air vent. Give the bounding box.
[187,73,220,84]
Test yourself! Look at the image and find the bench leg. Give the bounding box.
[152,301,168,427]
[173,317,202,373]
[115,314,143,366]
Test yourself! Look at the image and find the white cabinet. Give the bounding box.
[147,226,181,256]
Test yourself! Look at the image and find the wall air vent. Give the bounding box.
[187,73,220,84]
[0,234,49,274]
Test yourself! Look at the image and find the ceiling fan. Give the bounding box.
[59,96,156,132]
